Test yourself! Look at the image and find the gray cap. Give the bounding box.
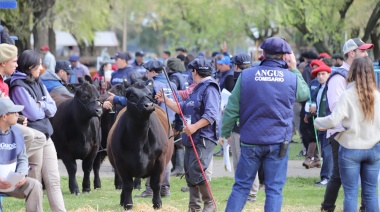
[0,98,24,116]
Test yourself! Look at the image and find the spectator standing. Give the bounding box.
[69,55,90,83]
[131,51,145,76]
[222,37,309,211]
[40,45,56,73]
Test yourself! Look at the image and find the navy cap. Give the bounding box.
[143,60,164,72]
[135,51,145,57]
[260,37,292,55]
[175,47,187,52]
[112,52,129,60]
[187,57,213,73]
[231,54,251,65]
[56,60,75,75]
[69,55,80,62]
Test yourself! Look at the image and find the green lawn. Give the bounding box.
[3,176,346,212]
[3,135,349,211]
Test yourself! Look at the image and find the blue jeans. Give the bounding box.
[339,145,380,212]
[318,131,332,180]
[225,143,288,212]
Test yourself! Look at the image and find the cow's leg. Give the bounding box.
[114,168,122,190]
[150,165,163,209]
[82,146,98,193]
[93,152,105,189]
[61,157,80,195]
[121,175,134,210]
[133,177,141,190]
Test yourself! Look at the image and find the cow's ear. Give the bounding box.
[84,75,93,84]
[66,84,77,94]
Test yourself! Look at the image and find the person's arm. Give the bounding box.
[169,75,180,90]
[224,75,235,92]
[221,76,241,138]
[327,75,346,111]
[113,95,127,106]
[155,90,181,114]
[314,92,348,130]
[11,86,46,121]
[290,68,309,102]
[15,147,29,175]
[40,86,57,118]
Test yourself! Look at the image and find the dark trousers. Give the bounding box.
[321,134,341,210]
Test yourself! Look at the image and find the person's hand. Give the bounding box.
[0,178,11,189]
[184,124,197,136]
[285,52,297,70]
[155,89,165,103]
[309,105,317,113]
[15,176,26,188]
[106,92,115,103]
[316,127,327,131]
[23,117,28,126]
[221,41,228,53]
[102,101,113,110]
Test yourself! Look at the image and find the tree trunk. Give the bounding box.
[32,23,48,51]
[362,1,380,42]
[371,32,380,60]
[48,27,56,55]
[313,40,330,54]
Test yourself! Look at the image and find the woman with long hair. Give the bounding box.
[9,50,66,211]
[315,57,380,212]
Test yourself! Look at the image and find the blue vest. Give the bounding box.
[11,79,54,138]
[110,66,135,86]
[152,75,180,123]
[240,59,297,145]
[219,70,233,91]
[0,125,24,165]
[171,72,189,90]
[324,67,348,115]
[182,79,220,147]
[131,61,146,77]
[182,69,193,85]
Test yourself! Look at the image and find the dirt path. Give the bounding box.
[58,158,320,178]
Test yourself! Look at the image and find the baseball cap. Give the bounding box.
[343,38,374,55]
[69,55,80,62]
[260,37,292,55]
[0,98,24,116]
[56,60,75,75]
[111,52,129,60]
[318,53,331,59]
[310,60,326,68]
[143,60,164,72]
[187,57,213,73]
[216,56,231,65]
[332,53,344,60]
[135,51,145,57]
[231,54,251,65]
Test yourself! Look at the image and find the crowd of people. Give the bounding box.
[1,27,380,212]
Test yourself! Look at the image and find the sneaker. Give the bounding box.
[247,195,256,203]
[134,190,153,198]
[213,150,223,157]
[180,186,189,192]
[315,178,329,186]
[259,184,265,190]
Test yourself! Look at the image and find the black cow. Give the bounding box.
[50,82,103,195]
[107,82,173,210]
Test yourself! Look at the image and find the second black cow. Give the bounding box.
[50,82,102,194]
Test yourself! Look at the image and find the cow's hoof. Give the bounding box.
[82,188,91,193]
[94,182,101,189]
[71,190,80,196]
[153,203,162,210]
[124,204,133,210]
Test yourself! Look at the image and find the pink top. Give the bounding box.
[178,83,197,100]
[326,61,350,138]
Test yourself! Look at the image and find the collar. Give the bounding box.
[341,61,350,71]
[259,58,288,69]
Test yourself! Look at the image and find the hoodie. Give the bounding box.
[10,71,57,121]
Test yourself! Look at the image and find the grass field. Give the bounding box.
[3,135,349,211]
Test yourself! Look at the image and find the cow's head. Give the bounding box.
[71,82,103,117]
[125,82,155,117]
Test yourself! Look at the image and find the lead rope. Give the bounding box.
[161,67,216,208]
[308,90,321,161]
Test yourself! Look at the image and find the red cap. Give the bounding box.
[311,65,332,78]
[318,53,331,59]
[40,45,50,51]
[310,60,326,68]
